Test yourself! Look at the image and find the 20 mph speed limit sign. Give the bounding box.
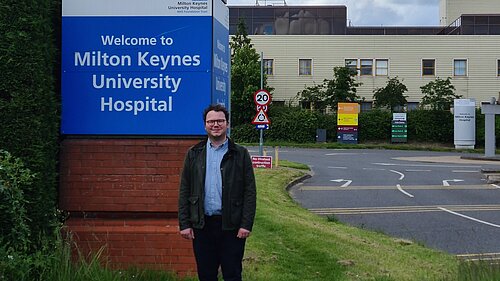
[254,89,271,107]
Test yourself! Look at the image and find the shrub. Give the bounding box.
[0,151,34,253]
[0,0,60,245]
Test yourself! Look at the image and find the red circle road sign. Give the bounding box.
[254,89,271,106]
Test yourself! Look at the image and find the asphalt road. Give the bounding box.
[249,147,500,259]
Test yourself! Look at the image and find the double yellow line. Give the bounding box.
[300,184,498,191]
[309,205,500,215]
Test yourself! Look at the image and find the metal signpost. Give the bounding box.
[252,89,271,155]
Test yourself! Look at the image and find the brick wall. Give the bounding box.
[59,138,201,276]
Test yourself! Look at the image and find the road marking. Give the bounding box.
[299,184,496,191]
[457,252,500,262]
[443,179,464,186]
[373,162,480,168]
[452,170,479,173]
[309,204,500,215]
[397,184,414,197]
[325,152,361,156]
[390,170,405,180]
[330,179,352,188]
[328,166,347,169]
[405,169,431,172]
[363,168,386,171]
[438,207,500,228]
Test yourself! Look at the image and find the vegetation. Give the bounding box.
[373,77,408,111]
[3,164,499,281]
[230,19,272,126]
[232,105,500,147]
[0,0,60,250]
[296,66,362,111]
[242,166,500,281]
[420,77,462,110]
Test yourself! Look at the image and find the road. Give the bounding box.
[250,147,500,259]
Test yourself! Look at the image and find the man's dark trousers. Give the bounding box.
[193,215,246,281]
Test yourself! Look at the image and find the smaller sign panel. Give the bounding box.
[393,113,407,122]
[337,125,358,133]
[338,114,359,126]
[252,109,270,124]
[338,103,360,114]
[391,120,408,143]
[251,156,273,169]
[254,89,271,106]
[337,132,358,144]
[255,124,269,130]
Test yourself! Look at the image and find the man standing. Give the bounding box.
[178,104,256,281]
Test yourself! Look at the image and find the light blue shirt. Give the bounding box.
[204,139,228,216]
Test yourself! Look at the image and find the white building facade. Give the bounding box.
[230,0,500,110]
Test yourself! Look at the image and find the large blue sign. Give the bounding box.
[61,0,229,135]
[211,0,230,107]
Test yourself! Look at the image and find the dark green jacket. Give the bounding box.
[178,138,256,231]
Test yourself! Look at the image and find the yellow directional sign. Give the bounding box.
[338,114,358,126]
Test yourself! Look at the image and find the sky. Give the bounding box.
[226,0,441,26]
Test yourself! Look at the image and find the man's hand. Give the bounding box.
[237,228,251,239]
[180,228,194,240]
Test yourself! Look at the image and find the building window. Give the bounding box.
[497,59,500,76]
[375,59,388,76]
[299,59,312,76]
[360,59,373,76]
[263,59,274,75]
[454,59,467,76]
[422,59,435,76]
[345,59,358,75]
[360,101,373,112]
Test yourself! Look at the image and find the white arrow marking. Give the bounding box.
[330,179,352,188]
[389,170,405,180]
[397,184,414,198]
[491,184,500,189]
[443,179,464,186]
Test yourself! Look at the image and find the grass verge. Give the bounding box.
[243,165,460,281]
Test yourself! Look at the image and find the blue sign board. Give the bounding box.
[61,0,229,135]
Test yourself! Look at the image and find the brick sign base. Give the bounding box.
[59,138,200,276]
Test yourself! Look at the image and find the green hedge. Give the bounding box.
[0,0,59,248]
[232,107,499,145]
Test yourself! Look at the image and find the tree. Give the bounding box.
[420,77,462,110]
[296,66,362,112]
[323,66,362,111]
[373,76,408,112]
[296,83,327,112]
[230,19,272,126]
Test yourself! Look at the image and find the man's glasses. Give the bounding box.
[205,119,226,126]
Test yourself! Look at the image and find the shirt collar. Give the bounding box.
[207,138,228,150]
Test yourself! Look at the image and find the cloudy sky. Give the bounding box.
[227,0,441,26]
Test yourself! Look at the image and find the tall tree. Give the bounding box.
[296,83,327,112]
[297,66,361,112]
[230,19,271,126]
[373,76,408,112]
[323,66,362,111]
[420,77,462,110]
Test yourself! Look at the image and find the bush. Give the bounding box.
[0,151,34,253]
[0,0,60,245]
[358,109,392,142]
[232,107,462,144]
[408,110,454,143]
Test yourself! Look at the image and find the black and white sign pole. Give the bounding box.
[259,52,264,156]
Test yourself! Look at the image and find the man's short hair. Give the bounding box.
[203,104,230,122]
